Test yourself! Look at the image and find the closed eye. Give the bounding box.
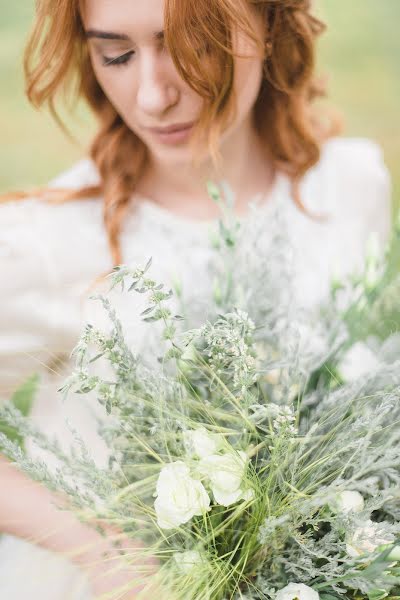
[102,50,135,67]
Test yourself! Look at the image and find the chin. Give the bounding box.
[148,143,197,165]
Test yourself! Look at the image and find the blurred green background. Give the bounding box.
[1,1,399,211]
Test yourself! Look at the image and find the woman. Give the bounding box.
[0,0,392,598]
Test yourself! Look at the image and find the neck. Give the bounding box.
[136,117,276,217]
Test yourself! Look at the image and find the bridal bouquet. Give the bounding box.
[1,185,399,600]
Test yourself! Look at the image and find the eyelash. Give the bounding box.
[100,41,209,68]
[102,50,135,68]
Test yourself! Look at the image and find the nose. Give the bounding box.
[136,51,179,116]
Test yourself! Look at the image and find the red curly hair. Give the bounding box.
[2,0,341,269]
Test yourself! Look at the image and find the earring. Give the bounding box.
[265,40,273,58]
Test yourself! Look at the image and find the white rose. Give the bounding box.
[331,490,364,514]
[346,520,394,557]
[173,550,203,574]
[338,342,380,382]
[184,427,224,459]
[154,461,210,530]
[276,582,320,600]
[199,451,250,507]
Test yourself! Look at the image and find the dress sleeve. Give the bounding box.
[351,137,392,250]
[0,198,64,402]
[0,159,101,403]
[327,137,392,253]
[0,192,98,598]
[279,136,393,310]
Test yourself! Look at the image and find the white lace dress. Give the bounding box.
[0,136,392,599]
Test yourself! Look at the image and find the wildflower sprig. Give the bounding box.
[330,210,400,346]
[207,180,242,310]
[109,258,185,363]
[182,308,258,395]
[58,296,140,414]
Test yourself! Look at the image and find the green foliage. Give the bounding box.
[0,373,38,449]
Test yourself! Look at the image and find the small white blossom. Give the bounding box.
[184,427,224,459]
[199,451,250,507]
[346,519,394,557]
[276,582,319,600]
[154,462,210,530]
[330,490,365,514]
[272,405,298,436]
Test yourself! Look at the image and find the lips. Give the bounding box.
[146,121,196,134]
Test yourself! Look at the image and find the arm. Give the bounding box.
[0,454,160,598]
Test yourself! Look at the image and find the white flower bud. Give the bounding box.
[330,490,365,514]
[184,427,224,459]
[276,582,319,600]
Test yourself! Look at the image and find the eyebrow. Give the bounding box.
[85,29,165,42]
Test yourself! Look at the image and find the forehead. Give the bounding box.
[82,0,165,35]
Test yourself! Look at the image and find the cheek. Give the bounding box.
[91,59,137,118]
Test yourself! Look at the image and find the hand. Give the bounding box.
[88,548,160,599]
[81,525,163,599]
[0,459,165,598]
[89,558,160,600]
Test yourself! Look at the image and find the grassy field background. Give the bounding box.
[1,1,399,210]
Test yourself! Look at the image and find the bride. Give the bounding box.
[0,0,392,598]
